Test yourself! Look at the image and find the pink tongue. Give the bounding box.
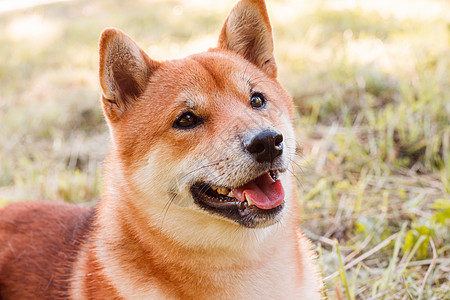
[232,173,285,210]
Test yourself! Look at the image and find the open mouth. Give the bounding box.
[191,170,285,227]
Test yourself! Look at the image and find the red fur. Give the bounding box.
[0,1,322,298]
[0,202,92,299]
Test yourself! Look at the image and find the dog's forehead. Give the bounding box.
[157,52,262,98]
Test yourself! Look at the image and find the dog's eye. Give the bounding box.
[174,112,201,129]
[250,92,266,109]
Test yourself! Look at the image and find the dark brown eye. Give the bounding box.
[250,92,266,109]
[174,112,201,129]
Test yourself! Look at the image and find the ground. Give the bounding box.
[0,0,449,299]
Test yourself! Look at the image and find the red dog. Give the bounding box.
[0,0,322,298]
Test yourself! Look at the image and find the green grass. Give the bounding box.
[1,0,449,298]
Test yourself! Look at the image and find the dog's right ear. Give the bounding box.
[99,28,160,122]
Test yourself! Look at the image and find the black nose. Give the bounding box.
[245,130,283,163]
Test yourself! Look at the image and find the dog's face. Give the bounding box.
[99,0,295,229]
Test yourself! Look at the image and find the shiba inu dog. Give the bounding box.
[0,0,322,299]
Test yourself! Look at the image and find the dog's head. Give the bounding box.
[98,0,296,231]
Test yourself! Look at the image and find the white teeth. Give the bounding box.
[228,191,234,198]
[217,187,230,196]
[245,194,253,206]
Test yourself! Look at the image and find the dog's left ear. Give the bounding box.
[218,0,277,77]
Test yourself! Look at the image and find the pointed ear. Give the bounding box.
[217,0,277,77]
[99,28,160,121]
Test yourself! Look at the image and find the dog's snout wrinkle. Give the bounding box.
[245,130,283,163]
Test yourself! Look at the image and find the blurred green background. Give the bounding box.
[0,0,449,298]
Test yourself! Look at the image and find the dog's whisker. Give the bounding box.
[175,159,225,183]
[160,193,177,228]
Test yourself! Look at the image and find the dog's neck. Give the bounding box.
[82,156,304,298]
[89,186,301,299]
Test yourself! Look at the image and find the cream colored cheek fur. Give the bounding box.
[132,155,292,247]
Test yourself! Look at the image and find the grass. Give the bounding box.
[1,0,449,298]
